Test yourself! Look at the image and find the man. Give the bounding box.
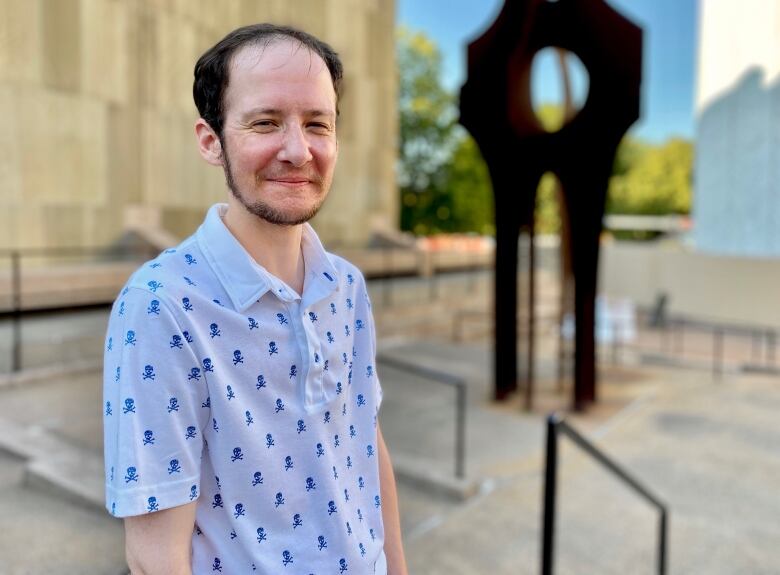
[103,23,408,574]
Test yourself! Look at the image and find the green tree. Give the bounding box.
[607,137,693,215]
[397,28,457,219]
[397,30,694,239]
[397,28,494,235]
[445,136,495,235]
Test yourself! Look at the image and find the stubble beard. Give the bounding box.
[221,144,328,227]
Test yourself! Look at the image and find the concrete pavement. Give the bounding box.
[1,271,779,573]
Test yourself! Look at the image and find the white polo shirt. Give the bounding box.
[103,203,386,574]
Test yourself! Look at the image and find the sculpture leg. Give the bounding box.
[494,214,521,400]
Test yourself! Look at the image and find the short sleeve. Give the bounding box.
[102,287,210,517]
[361,273,383,413]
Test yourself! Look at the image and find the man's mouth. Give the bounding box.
[265,175,320,188]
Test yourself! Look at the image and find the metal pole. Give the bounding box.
[11,251,22,372]
[662,320,671,354]
[769,330,776,366]
[675,319,684,357]
[541,414,559,575]
[612,319,620,364]
[752,330,760,364]
[713,328,723,379]
[455,383,466,479]
[557,327,566,392]
[382,245,391,308]
[526,226,535,411]
[658,510,668,575]
[468,249,477,294]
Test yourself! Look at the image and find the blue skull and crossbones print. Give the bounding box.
[103,204,385,574]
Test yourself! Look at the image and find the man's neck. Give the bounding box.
[220,199,306,295]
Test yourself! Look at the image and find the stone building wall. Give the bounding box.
[693,0,780,256]
[0,0,397,251]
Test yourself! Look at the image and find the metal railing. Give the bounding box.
[0,246,156,372]
[609,309,780,379]
[376,353,467,479]
[330,243,489,309]
[542,413,668,575]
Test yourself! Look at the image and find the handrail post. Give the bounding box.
[612,319,620,364]
[543,414,669,575]
[376,354,467,481]
[659,509,668,575]
[11,250,22,372]
[382,245,391,308]
[468,249,477,294]
[751,330,760,364]
[713,328,723,379]
[541,414,559,575]
[675,319,684,356]
[452,311,462,342]
[455,382,466,478]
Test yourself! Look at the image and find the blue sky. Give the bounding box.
[397,0,697,143]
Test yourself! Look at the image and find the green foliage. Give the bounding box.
[397,27,458,195]
[607,138,693,215]
[446,136,495,235]
[396,27,693,239]
[535,103,566,133]
[535,173,562,235]
[397,27,494,236]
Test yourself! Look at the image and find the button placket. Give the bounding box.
[301,308,325,407]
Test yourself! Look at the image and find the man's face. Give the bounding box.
[218,40,338,226]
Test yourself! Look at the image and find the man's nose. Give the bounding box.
[277,125,313,167]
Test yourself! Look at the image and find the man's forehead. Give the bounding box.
[229,39,330,79]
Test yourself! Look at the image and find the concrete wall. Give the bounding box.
[600,240,780,326]
[693,0,780,256]
[0,0,397,250]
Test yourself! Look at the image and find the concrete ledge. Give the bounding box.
[740,363,780,375]
[391,452,480,501]
[0,416,106,513]
[0,359,102,389]
[26,451,105,513]
[639,352,728,373]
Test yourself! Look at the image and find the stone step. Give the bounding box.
[0,417,105,513]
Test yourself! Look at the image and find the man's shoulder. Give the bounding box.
[325,251,366,288]
[118,235,202,304]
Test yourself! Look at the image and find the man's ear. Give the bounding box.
[195,119,224,166]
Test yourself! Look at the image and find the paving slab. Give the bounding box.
[0,296,778,574]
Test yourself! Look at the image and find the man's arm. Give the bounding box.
[124,501,197,575]
[377,423,409,575]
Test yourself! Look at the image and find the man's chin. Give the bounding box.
[243,201,323,227]
[228,183,327,226]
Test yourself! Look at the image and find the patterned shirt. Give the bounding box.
[103,203,386,574]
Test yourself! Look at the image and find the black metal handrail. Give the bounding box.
[0,246,156,372]
[610,309,780,378]
[376,353,467,479]
[542,413,668,575]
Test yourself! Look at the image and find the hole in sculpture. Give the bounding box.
[530,47,589,133]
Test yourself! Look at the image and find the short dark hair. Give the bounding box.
[193,23,344,140]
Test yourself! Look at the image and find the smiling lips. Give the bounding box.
[264,174,321,188]
[270,178,310,186]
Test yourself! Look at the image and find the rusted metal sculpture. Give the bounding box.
[460,0,641,410]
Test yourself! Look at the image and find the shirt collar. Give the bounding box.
[196,203,340,312]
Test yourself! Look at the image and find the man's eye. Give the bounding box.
[251,121,275,128]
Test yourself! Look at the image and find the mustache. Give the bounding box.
[261,171,322,184]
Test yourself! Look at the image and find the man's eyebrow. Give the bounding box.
[240,108,281,120]
[240,108,336,120]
